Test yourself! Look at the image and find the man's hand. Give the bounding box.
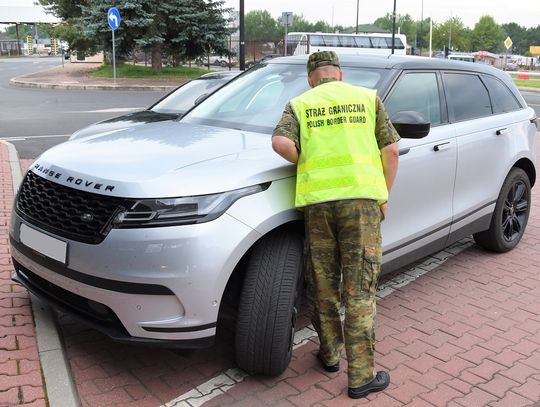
[380,203,387,221]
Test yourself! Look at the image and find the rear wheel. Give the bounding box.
[474,168,531,252]
[235,230,303,376]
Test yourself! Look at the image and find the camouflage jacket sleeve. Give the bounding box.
[272,102,301,151]
[375,96,401,150]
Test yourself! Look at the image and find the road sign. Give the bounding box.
[504,36,513,50]
[281,12,293,26]
[108,7,121,30]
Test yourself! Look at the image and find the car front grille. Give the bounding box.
[16,171,133,244]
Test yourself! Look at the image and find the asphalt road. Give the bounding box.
[0,57,168,158]
[1,57,539,159]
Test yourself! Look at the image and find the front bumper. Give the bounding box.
[10,210,260,345]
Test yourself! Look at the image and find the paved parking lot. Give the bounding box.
[2,144,540,406]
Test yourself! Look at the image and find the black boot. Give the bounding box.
[348,371,390,399]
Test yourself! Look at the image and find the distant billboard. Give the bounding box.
[530,46,540,56]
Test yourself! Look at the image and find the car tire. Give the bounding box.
[473,168,531,252]
[235,230,303,376]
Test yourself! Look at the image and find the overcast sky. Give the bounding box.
[222,0,540,29]
[1,0,539,29]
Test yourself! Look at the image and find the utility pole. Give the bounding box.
[239,0,245,70]
[356,0,359,34]
[391,0,397,54]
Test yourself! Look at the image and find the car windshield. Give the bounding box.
[151,76,233,115]
[182,62,387,133]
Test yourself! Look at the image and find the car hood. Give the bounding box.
[69,110,180,140]
[31,121,295,198]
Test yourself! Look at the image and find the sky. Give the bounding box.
[1,0,539,30]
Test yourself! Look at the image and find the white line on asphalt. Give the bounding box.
[161,238,475,407]
[0,134,71,141]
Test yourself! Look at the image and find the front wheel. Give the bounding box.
[235,230,303,376]
[474,168,531,252]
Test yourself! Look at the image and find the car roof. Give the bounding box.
[267,53,508,78]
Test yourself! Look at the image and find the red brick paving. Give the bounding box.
[0,145,46,406]
[2,142,540,406]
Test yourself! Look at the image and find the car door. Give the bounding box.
[381,71,457,271]
[443,72,525,241]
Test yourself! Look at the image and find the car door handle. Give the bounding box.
[399,148,410,156]
[433,142,450,152]
[496,128,510,136]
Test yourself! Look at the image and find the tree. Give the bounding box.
[471,15,505,53]
[245,10,279,42]
[501,23,528,55]
[432,17,471,52]
[38,0,233,72]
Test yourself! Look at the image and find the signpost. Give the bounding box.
[281,12,293,56]
[107,7,121,84]
[504,36,513,71]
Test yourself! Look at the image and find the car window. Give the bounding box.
[182,63,388,133]
[151,78,229,114]
[444,73,492,121]
[384,72,442,125]
[483,76,522,113]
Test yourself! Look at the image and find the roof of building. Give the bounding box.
[0,6,60,24]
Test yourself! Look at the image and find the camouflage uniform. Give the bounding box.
[272,51,400,388]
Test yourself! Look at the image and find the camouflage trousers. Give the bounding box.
[304,199,382,388]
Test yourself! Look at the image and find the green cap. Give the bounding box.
[307,51,341,75]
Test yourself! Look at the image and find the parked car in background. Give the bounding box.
[69,71,239,140]
[196,54,237,68]
[10,54,537,379]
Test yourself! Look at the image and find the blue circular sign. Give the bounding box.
[107,7,121,30]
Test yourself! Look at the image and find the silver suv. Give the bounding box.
[10,55,537,376]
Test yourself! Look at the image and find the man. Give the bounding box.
[272,51,400,399]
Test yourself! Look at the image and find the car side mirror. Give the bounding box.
[390,111,431,139]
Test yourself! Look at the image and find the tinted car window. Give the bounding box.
[483,76,522,113]
[444,73,492,121]
[385,72,442,125]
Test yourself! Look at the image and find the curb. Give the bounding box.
[1,140,80,407]
[9,77,177,91]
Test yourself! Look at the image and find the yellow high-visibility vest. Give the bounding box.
[290,81,388,208]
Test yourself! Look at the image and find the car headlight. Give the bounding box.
[113,183,268,228]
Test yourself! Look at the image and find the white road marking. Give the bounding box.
[161,238,475,407]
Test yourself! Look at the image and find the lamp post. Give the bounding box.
[356,0,359,34]
[391,0,397,54]
[239,0,245,70]
[419,0,423,54]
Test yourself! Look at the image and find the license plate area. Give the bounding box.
[19,223,67,264]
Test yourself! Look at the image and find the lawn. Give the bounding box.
[514,79,540,88]
[90,63,210,79]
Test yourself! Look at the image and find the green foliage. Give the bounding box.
[471,15,505,53]
[1,24,49,39]
[36,0,234,72]
[245,10,279,41]
[433,17,471,52]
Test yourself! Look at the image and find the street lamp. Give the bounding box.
[239,0,245,70]
[356,0,359,34]
[391,0,397,54]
